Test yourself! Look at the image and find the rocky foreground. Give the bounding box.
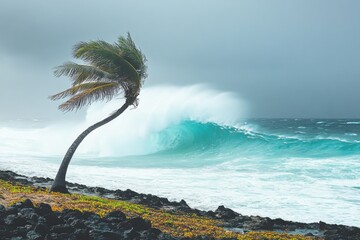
[1,170,360,240]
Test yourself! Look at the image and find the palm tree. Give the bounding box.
[49,33,147,193]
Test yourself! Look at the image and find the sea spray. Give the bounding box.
[0,85,245,157]
[74,84,246,156]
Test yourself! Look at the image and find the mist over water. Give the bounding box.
[1,85,360,227]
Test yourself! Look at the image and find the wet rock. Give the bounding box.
[180,199,189,207]
[141,227,162,239]
[115,188,137,200]
[104,210,126,223]
[0,204,6,212]
[10,236,24,240]
[34,222,49,235]
[60,209,83,220]
[69,219,87,229]
[26,230,43,240]
[36,203,53,216]
[50,224,75,234]
[44,212,64,226]
[19,207,36,217]
[23,198,35,208]
[319,220,328,230]
[214,205,238,219]
[73,228,89,240]
[5,214,27,227]
[89,229,123,240]
[45,232,72,240]
[82,211,101,221]
[119,217,152,231]
[124,228,141,239]
[248,217,274,230]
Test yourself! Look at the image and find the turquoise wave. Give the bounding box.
[153,120,360,158]
[74,120,360,168]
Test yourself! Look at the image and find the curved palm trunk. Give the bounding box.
[50,99,132,193]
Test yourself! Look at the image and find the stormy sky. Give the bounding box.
[0,0,359,120]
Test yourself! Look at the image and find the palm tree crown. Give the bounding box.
[50,33,147,111]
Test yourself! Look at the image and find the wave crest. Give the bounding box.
[80,85,246,156]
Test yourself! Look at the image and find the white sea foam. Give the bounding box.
[0,85,246,157]
[1,155,359,227]
[346,122,360,125]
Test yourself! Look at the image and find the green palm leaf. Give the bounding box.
[54,62,116,85]
[51,33,147,112]
[57,82,121,111]
[73,40,140,86]
[117,33,147,79]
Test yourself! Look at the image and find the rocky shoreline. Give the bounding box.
[1,170,360,240]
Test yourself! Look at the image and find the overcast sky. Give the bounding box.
[0,0,359,120]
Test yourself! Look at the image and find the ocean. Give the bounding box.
[0,86,359,227]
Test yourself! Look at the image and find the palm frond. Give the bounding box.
[117,33,147,80]
[73,41,117,67]
[73,41,139,84]
[50,81,121,101]
[57,82,121,112]
[54,62,115,85]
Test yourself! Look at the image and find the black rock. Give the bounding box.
[27,212,40,224]
[105,210,126,219]
[23,199,35,208]
[0,204,5,212]
[8,199,33,212]
[34,222,49,235]
[115,188,138,200]
[180,199,189,207]
[44,213,64,226]
[319,221,328,230]
[27,230,43,240]
[5,206,18,215]
[19,207,36,217]
[73,228,89,240]
[37,216,47,225]
[214,205,238,219]
[82,211,101,221]
[93,221,113,232]
[60,209,83,220]
[119,217,152,231]
[45,232,72,240]
[104,210,126,223]
[36,203,53,216]
[252,217,274,231]
[89,229,123,240]
[69,219,87,229]
[5,214,27,227]
[273,218,287,226]
[9,237,24,240]
[124,228,140,239]
[50,224,75,234]
[141,227,162,239]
